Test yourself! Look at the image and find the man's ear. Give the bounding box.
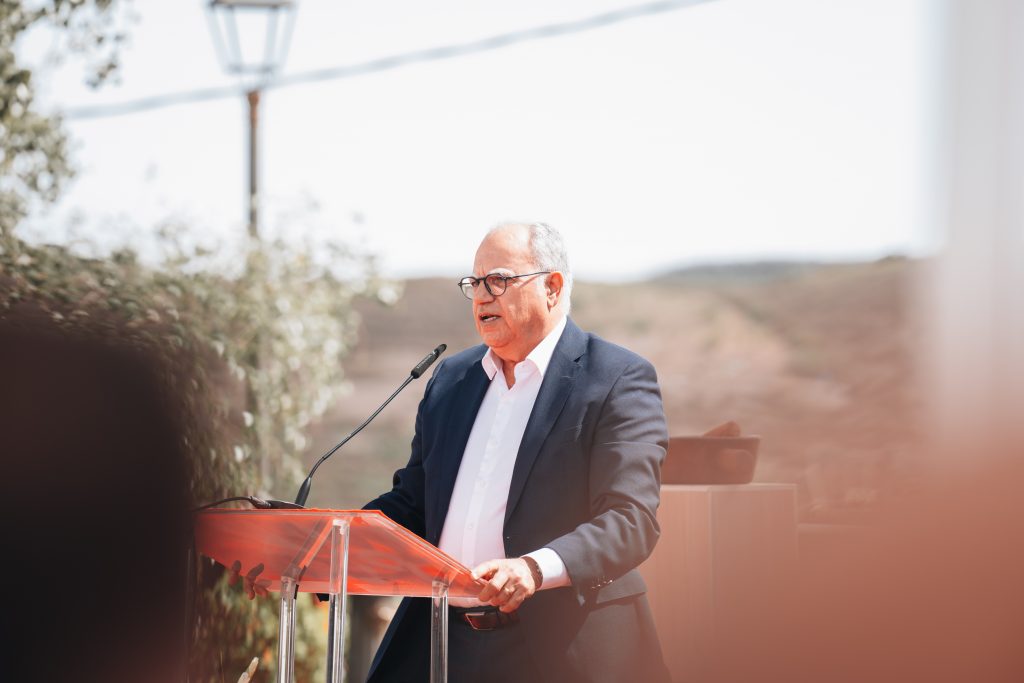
[546,272,564,308]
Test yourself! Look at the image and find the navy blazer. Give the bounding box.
[366,318,670,682]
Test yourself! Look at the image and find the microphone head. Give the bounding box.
[411,343,448,378]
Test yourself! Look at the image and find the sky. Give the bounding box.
[19,0,939,282]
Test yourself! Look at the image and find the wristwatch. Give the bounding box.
[521,555,544,589]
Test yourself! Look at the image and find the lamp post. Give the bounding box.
[206,0,296,240]
[206,1,297,491]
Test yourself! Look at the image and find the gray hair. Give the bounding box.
[491,221,573,309]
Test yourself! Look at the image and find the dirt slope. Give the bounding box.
[300,259,922,521]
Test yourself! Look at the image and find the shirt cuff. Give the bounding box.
[524,547,571,590]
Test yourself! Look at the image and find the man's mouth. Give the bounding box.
[479,313,501,323]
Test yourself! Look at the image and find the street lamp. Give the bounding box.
[205,1,297,493]
[206,0,297,239]
[208,0,296,78]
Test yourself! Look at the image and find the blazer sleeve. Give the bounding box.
[545,356,668,591]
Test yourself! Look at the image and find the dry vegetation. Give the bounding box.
[300,258,925,523]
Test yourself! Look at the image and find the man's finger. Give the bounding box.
[493,582,518,607]
[488,570,512,590]
[478,573,508,602]
[486,574,518,606]
[477,569,510,602]
[500,589,527,613]
[245,562,265,580]
[470,560,498,582]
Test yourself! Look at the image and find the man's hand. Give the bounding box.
[228,560,271,600]
[471,557,540,613]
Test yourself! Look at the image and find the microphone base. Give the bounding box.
[261,498,306,510]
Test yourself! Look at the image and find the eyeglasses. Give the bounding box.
[457,271,551,300]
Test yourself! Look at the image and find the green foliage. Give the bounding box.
[0,225,394,681]
[1,4,389,677]
[1,0,130,234]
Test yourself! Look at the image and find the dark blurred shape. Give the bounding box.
[663,434,760,485]
[0,313,190,682]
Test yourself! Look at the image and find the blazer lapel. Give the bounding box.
[504,319,587,525]
[427,355,490,544]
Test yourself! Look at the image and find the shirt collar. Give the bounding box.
[481,315,568,381]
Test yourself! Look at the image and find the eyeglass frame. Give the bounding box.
[457,271,552,299]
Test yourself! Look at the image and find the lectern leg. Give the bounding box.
[278,576,298,683]
[326,519,351,683]
[430,579,449,683]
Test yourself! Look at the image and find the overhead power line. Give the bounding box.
[63,0,711,120]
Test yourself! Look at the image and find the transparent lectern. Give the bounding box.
[195,509,479,683]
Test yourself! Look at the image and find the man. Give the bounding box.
[365,222,670,682]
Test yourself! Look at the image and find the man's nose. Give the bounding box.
[473,281,496,302]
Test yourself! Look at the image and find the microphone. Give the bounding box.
[411,344,446,379]
[249,497,304,510]
[192,495,303,511]
[289,343,447,508]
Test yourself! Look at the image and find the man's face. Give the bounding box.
[471,226,557,363]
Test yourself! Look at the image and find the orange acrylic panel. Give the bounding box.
[194,508,481,597]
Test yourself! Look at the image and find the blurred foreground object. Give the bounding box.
[925,0,1024,463]
[0,313,190,682]
[646,2,1024,680]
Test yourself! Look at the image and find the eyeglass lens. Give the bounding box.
[460,274,507,299]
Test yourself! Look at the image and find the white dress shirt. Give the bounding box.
[439,315,572,606]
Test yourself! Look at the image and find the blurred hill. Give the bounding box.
[300,257,924,522]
